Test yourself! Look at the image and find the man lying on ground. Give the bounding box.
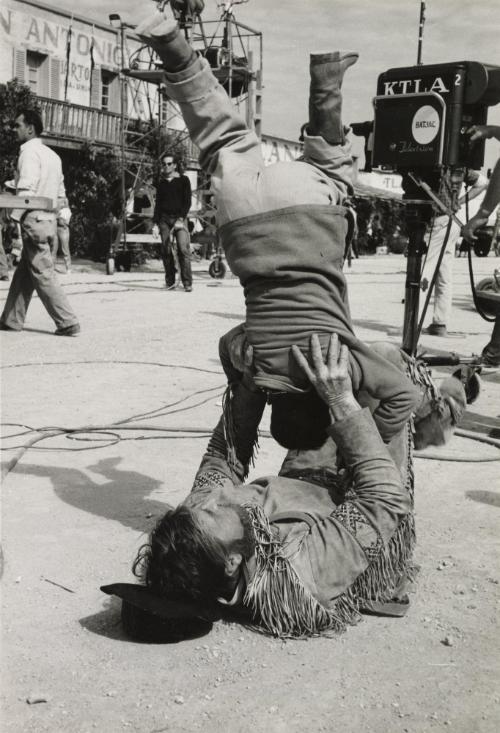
[136,5,420,450]
[134,334,418,638]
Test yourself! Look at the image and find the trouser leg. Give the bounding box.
[57,223,71,269]
[421,216,459,326]
[159,220,175,286]
[175,226,192,288]
[0,255,34,329]
[432,254,453,325]
[51,232,59,261]
[0,234,10,278]
[19,213,79,329]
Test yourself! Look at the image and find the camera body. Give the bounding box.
[372,61,500,171]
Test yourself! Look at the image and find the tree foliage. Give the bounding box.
[64,144,121,259]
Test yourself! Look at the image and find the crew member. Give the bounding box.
[0,109,80,336]
[154,154,193,292]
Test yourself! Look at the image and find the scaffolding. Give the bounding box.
[108,1,263,270]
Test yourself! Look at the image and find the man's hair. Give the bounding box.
[270,390,330,450]
[16,108,43,136]
[133,504,254,602]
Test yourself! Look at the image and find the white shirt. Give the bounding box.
[15,137,66,214]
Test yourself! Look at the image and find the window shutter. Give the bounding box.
[38,56,50,97]
[13,49,26,83]
[109,74,121,113]
[49,58,61,99]
[90,67,101,108]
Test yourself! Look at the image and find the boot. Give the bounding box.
[308,51,359,145]
[135,12,195,72]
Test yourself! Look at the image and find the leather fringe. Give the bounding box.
[242,420,417,639]
[222,384,260,479]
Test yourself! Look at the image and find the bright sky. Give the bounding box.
[51,0,500,169]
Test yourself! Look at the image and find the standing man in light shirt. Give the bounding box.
[0,109,80,336]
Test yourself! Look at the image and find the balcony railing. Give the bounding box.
[39,97,122,147]
[38,98,199,163]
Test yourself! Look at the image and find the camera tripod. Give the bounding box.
[400,172,496,397]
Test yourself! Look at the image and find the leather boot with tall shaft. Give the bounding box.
[308,51,359,145]
[136,12,195,71]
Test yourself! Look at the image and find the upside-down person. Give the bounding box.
[135,4,420,456]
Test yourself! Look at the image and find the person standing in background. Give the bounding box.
[153,154,193,292]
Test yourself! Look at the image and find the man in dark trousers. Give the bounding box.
[154,154,193,291]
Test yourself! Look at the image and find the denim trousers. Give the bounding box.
[158,216,192,288]
[163,57,353,227]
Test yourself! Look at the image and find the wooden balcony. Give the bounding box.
[37,97,199,163]
[38,97,122,148]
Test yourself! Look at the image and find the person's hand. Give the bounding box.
[467,125,491,144]
[152,224,160,239]
[462,211,490,242]
[292,334,360,421]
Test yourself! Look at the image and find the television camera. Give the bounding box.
[371,61,500,359]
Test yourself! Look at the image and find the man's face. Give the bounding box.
[14,115,33,143]
[194,499,245,548]
[162,157,175,176]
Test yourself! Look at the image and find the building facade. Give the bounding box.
[0,0,188,152]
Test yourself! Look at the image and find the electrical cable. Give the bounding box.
[463,176,496,322]
[467,243,497,322]
[0,360,227,478]
[2,358,499,482]
[1,359,222,374]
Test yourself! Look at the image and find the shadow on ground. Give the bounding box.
[466,490,500,508]
[79,597,132,642]
[16,456,172,532]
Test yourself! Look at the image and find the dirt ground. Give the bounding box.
[1,253,499,733]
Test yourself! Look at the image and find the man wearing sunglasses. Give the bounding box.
[153,154,193,292]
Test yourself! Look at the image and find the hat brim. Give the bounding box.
[101,583,249,643]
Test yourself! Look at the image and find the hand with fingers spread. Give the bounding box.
[292,334,361,422]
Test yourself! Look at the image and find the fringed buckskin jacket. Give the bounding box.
[183,406,414,638]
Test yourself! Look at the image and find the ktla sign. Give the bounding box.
[411,105,440,145]
[382,76,451,96]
